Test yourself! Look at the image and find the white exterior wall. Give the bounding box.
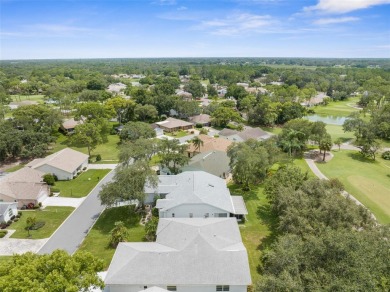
[0,203,18,223]
[35,165,73,180]
[106,284,248,292]
[159,204,229,219]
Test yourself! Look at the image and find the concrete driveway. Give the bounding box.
[38,169,116,255]
[0,231,48,255]
[42,197,85,208]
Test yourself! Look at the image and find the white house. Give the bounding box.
[27,148,89,180]
[0,202,18,223]
[146,171,247,220]
[104,218,251,292]
[0,167,49,208]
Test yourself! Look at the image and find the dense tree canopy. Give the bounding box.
[0,250,104,292]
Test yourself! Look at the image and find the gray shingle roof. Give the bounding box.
[105,218,251,286]
[155,171,235,214]
[155,117,193,129]
[181,150,230,178]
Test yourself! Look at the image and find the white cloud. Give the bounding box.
[197,13,276,36]
[304,0,390,14]
[314,16,359,25]
[177,6,187,11]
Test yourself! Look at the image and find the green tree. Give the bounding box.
[211,106,241,128]
[119,121,156,142]
[319,134,332,161]
[99,160,158,206]
[105,97,136,124]
[191,136,204,152]
[134,104,158,122]
[334,137,343,151]
[158,138,189,174]
[184,80,205,98]
[25,216,36,237]
[43,174,55,186]
[109,221,128,248]
[71,122,103,156]
[145,217,159,242]
[119,138,157,166]
[0,250,104,291]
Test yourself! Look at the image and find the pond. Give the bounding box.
[304,114,348,125]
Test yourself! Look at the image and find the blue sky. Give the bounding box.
[1,0,389,59]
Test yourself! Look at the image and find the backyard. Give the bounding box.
[9,207,74,239]
[316,150,390,224]
[54,169,111,198]
[228,184,276,284]
[77,205,145,268]
[52,134,120,162]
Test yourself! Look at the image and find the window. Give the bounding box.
[204,213,209,218]
[144,286,147,290]
[189,213,193,218]
[8,208,13,217]
[172,213,175,217]
[167,286,177,291]
[215,213,227,217]
[216,285,229,291]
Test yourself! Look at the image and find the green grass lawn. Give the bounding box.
[10,207,74,239]
[54,169,111,198]
[261,126,282,135]
[52,134,120,162]
[312,96,360,117]
[316,150,390,224]
[10,94,45,103]
[229,184,277,284]
[293,158,316,177]
[164,130,191,138]
[325,124,355,142]
[77,205,145,269]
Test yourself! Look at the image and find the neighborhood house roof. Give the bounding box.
[61,118,84,130]
[155,171,235,214]
[181,150,230,178]
[27,148,89,174]
[219,126,271,141]
[187,134,232,153]
[2,167,45,183]
[155,117,193,129]
[105,218,251,286]
[231,196,248,215]
[0,202,17,215]
[0,182,47,201]
[188,114,211,124]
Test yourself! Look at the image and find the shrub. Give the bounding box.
[13,218,19,222]
[382,151,390,160]
[30,221,45,230]
[43,174,55,186]
[53,174,58,181]
[96,154,102,162]
[0,230,7,238]
[17,212,22,217]
[195,123,203,128]
[152,208,159,218]
[38,202,42,207]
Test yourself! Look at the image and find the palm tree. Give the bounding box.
[192,136,204,153]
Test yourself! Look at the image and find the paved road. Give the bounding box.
[38,169,116,255]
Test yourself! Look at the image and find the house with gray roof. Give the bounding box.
[219,126,272,142]
[27,148,88,180]
[155,117,193,133]
[188,114,211,126]
[0,167,49,208]
[148,171,247,220]
[104,218,251,292]
[181,150,230,178]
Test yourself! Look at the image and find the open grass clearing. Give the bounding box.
[312,96,360,117]
[10,94,45,103]
[9,207,74,239]
[54,169,111,198]
[77,205,145,269]
[164,130,191,138]
[316,150,390,224]
[325,124,355,142]
[228,183,277,284]
[52,133,120,162]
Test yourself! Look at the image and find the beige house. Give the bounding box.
[155,117,193,133]
[27,148,89,180]
[188,114,211,126]
[187,134,232,158]
[0,168,49,208]
[60,118,84,134]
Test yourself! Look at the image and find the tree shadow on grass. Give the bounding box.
[92,206,140,234]
[347,151,376,164]
[228,184,259,201]
[256,203,279,274]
